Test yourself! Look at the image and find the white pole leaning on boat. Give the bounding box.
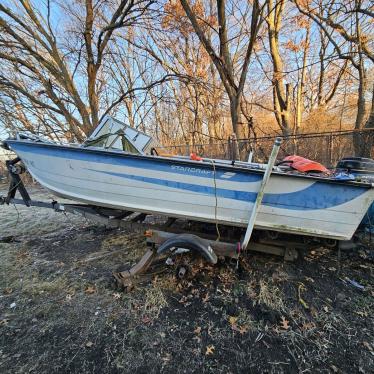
[241,137,282,251]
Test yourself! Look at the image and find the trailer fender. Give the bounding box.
[157,234,218,264]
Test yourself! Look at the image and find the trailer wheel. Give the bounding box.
[157,234,218,264]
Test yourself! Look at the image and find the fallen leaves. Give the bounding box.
[194,326,202,335]
[205,345,214,355]
[113,292,121,300]
[228,316,238,326]
[273,316,291,334]
[0,319,9,326]
[280,316,290,330]
[84,286,96,294]
[231,324,249,335]
[193,325,202,343]
[178,296,192,308]
[363,341,374,356]
[228,316,248,335]
[300,321,316,332]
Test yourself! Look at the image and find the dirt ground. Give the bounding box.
[0,185,373,373]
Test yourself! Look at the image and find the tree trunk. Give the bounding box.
[229,95,244,138]
[353,63,367,156]
[361,83,374,158]
[317,29,327,106]
[267,0,292,143]
[179,0,263,160]
[85,0,98,129]
[87,65,99,128]
[295,25,309,136]
[364,84,374,130]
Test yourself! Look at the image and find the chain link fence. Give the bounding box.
[156,129,374,168]
[1,129,373,178]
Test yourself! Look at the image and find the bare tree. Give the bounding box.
[294,0,374,155]
[0,0,155,140]
[178,0,266,142]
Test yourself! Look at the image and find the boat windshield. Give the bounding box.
[84,116,154,155]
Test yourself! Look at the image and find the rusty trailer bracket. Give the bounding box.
[113,248,158,288]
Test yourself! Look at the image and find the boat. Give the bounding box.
[2,117,374,241]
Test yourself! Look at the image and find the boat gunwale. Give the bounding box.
[3,139,373,189]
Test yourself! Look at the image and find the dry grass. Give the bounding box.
[152,273,178,292]
[142,286,168,319]
[21,274,69,297]
[101,233,145,254]
[236,308,257,330]
[257,280,285,311]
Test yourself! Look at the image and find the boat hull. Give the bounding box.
[5,140,374,240]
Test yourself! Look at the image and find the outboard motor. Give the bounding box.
[336,157,374,182]
[336,157,374,230]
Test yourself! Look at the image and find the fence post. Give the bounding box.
[231,133,239,161]
[185,141,190,156]
[329,133,333,166]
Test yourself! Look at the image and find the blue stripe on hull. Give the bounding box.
[95,170,367,210]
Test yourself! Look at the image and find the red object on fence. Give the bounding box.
[282,155,329,173]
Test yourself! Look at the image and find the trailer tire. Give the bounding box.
[157,234,218,264]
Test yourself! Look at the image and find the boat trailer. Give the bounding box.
[1,188,310,287]
[1,142,333,288]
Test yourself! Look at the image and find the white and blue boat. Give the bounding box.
[2,117,374,241]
